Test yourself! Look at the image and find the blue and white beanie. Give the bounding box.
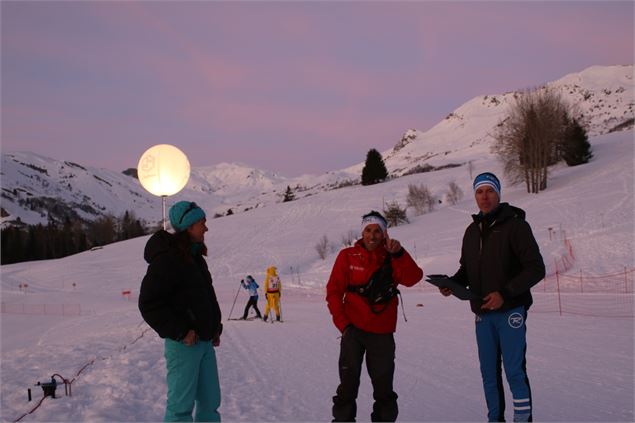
[473,172,501,198]
[169,201,206,232]
[361,211,388,234]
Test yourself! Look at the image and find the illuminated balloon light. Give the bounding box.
[137,144,191,196]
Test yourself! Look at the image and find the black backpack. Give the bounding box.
[348,255,399,314]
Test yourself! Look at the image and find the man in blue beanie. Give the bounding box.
[139,201,223,421]
[437,172,545,422]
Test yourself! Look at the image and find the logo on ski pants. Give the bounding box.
[508,312,524,329]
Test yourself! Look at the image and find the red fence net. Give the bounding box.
[531,269,634,317]
[1,303,82,316]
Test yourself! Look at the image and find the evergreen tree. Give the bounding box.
[119,211,133,240]
[361,148,388,186]
[561,118,593,166]
[1,227,25,264]
[283,185,295,202]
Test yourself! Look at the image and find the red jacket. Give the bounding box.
[326,240,423,334]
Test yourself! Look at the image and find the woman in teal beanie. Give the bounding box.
[139,201,223,422]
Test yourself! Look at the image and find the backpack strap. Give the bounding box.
[346,253,392,295]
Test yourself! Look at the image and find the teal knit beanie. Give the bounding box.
[169,201,206,232]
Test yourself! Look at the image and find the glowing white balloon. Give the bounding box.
[137,144,190,196]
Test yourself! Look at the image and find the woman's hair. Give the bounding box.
[173,230,208,263]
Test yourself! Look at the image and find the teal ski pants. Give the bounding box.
[164,338,221,422]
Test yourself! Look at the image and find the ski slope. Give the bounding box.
[1,131,633,422]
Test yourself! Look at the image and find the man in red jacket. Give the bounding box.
[326,210,423,422]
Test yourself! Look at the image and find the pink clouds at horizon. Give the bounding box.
[1,1,633,176]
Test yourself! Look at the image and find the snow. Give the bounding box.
[3,65,633,229]
[1,130,634,421]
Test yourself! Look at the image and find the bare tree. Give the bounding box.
[492,87,569,193]
[341,229,357,247]
[446,181,464,205]
[315,235,330,260]
[406,184,436,215]
[384,201,409,227]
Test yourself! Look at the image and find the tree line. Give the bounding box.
[1,210,148,265]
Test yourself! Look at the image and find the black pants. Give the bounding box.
[242,296,261,319]
[332,326,398,422]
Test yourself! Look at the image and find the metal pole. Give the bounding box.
[580,270,583,293]
[556,270,562,316]
[162,196,167,230]
[228,282,242,320]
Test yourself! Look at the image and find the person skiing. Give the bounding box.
[139,201,222,422]
[326,210,423,422]
[437,172,545,422]
[240,275,262,320]
[263,266,282,322]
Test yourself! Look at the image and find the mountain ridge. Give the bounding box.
[2,64,632,227]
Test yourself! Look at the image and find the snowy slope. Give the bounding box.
[1,130,633,422]
[2,65,633,228]
[372,65,634,177]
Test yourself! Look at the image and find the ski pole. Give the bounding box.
[228,281,242,320]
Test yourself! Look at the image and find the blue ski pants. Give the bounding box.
[164,338,221,422]
[475,306,532,422]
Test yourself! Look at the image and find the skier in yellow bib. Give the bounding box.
[263,266,282,322]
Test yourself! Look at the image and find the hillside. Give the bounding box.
[0,129,632,422]
[1,65,633,229]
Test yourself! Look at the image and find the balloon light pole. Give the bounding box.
[137,144,191,230]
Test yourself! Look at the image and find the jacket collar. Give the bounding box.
[471,203,527,226]
[354,239,387,260]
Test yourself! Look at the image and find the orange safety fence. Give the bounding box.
[532,268,634,317]
[1,303,82,316]
[417,236,634,317]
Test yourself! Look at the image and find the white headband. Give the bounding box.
[361,216,387,234]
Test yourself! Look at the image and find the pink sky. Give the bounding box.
[2,1,633,176]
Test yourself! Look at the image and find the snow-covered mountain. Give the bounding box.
[2,65,632,227]
[0,156,287,227]
[360,64,634,177]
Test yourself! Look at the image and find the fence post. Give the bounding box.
[543,276,546,292]
[580,270,583,293]
[555,270,562,316]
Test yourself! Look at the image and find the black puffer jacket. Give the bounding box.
[452,203,545,315]
[139,230,222,341]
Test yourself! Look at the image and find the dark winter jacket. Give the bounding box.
[326,240,423,334]
[139,230,222,341]
[452,203,545,315]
